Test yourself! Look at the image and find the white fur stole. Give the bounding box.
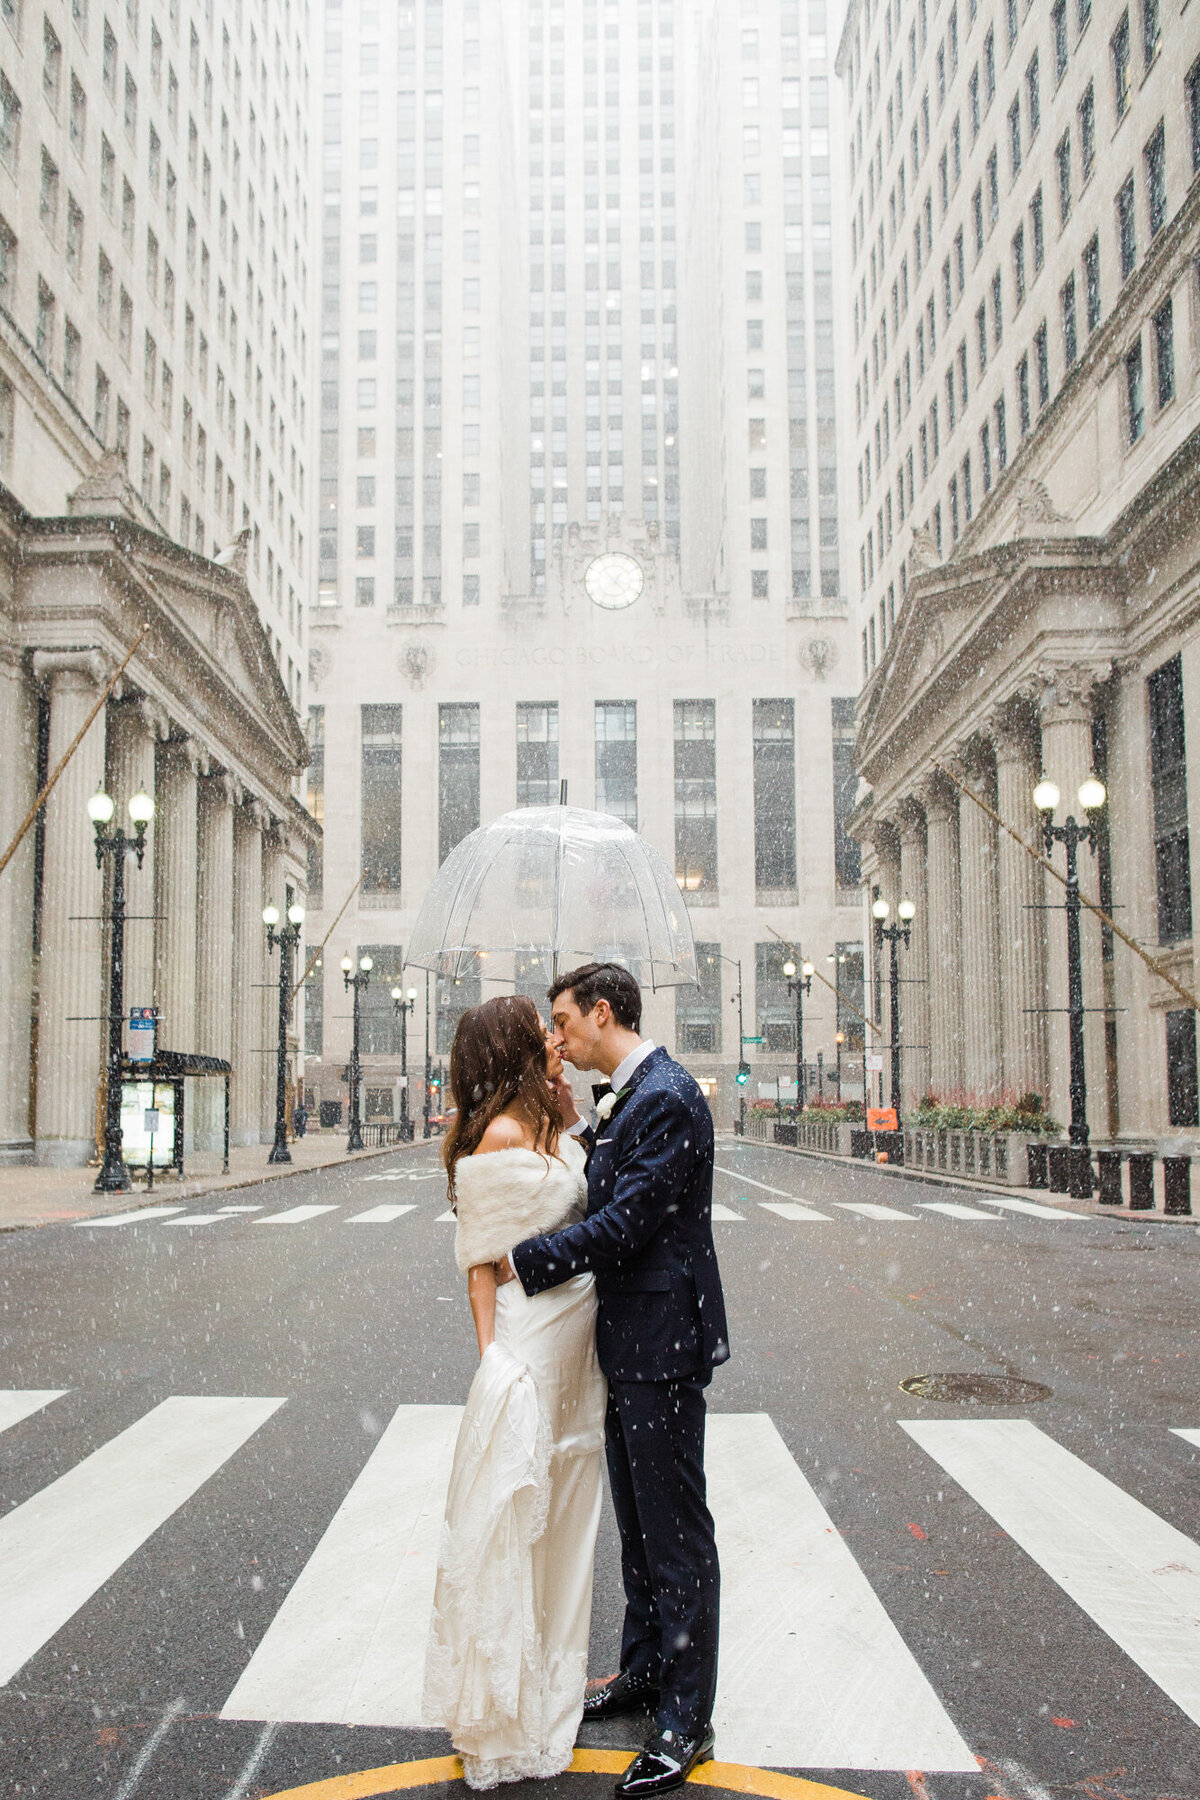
[451,1135,587,1274]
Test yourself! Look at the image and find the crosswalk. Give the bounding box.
[3,1389,1200,1769]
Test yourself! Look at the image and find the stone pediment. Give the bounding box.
[857,572,987,759]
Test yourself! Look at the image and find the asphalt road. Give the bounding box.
[2,1139,1199,1800]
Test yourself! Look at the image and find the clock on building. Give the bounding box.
[584,551,645,610]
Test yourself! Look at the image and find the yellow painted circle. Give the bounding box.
[260,1748,875,1800]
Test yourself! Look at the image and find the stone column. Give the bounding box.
[0,649,38,1160]
[921,773,963,1098]
[897,799,931,1109]
[231,800,266,1146]
[1038,667,1109,1136]
[154,739,203,1056]
[871,823,901,1110]
[955,742,1003,1103]
[991,703,1048,1101]
[195,772,238,1150]
[33,650,110,1165]
[105,699,165,1016]
[261,824,286,1142]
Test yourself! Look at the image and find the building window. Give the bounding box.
[1056,131,1071,225]
[1061,275,1078,369]
[1167,1011,1199,1128]
[306,706,324,906]
[752,699,797,897]
[361,703,402,895]
[1034,321,1050,409]
[1031,185,1044,270]
[1017,353,1031,435]
[1188,58,1200,176]
[674,699,717,898]
[675,943,722,1055]
[516,701,559,807]
[1111,13,1131,120]
[1052,0,1068,82]
[595,702,637,827]
[1149,654,1191,943]
[357,946,404,1055]
[755,941,795,1053]
[1012,225,1026,306]
[355,576,375,606]
[1142,0,1161,67]
[438,703,479,865]
[836,943,866,1050]
[1145,122,1166,239]
[1125,337,1145,442]
[832,697,861,893]
[1079,83,1095,186]
[1026,53,1041,138]
[304,966,323,1057]
[995,394,1008,468]
[1117,175,1137,280]
[1154,298,1175,408]
[1084,234,1101,332]
[437,967,482,1056]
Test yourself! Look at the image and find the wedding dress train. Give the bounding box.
[423,1136,606,1789]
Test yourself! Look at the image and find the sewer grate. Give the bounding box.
[899,1373,1053,1405]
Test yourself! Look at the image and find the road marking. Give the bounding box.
[74,1206,186,1228]
[973,1196,1088,1220]
[917,1202,1003,1220]
[759,1201,831,1222]
[834,1203,917,1221]
[710,1203,745,1221]
[347,1205,417,1224]
[255,1206,340,1225]
[707,1414,975,1771]
[111,1696,187,1800]
[222,1404,461,1727]
[221,1721,281,1800]
[163,1212,234,1226]
[0,1391,67,1435]
[1171,1429,1200,1449]
[902,1418,1200,1730]
[715,1166,798,1198]
[435,1210,456,1223]
[219,1205,265,1213]
[0,1395,284,1687]
[359,1171,442,1183]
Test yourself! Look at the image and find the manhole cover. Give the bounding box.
[899,1373,1053,1404]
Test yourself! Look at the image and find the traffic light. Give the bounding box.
[736,1061,750,1087]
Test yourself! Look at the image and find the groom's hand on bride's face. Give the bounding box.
[550,1071,582,1128]
[494,1255,517,1286]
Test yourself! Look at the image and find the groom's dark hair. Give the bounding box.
[548,961,642,1031]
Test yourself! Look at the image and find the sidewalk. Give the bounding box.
[0,1133,430,1232]
[720,1132,1200,1226]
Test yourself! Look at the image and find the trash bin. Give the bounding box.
[875,1129,904,1166]
[1163,1157,1192,1216]
[1027,1142,1049,1189]
[1047,1145,1071,1193]
[773,1122,799,1147]
[1128,1152,1155,1210]
[1097,1150,1123,1206]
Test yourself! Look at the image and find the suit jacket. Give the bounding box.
[511,1046,730,1383]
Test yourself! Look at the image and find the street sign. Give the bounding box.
[742,1036,763,1044]
[865,1053,884,1072]
[144,1109,160,1133]
[128,1007,157,1062]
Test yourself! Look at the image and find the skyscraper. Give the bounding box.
[305,0,861,1130]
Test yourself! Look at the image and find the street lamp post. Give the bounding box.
[263,901,304,1164]
[872,897,916,1117]
[782,959,814,1114]
[835,1031,845,1099]
[88,786,154,1193]
[1034,774,1106,1196]
[341,952,373,1152]
[390,983,418,1141]
[716,954,748,1136]
[423,971,433,1140]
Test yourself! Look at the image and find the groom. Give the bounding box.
[497,961,728,1797]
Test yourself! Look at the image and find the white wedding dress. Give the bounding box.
[422,1134,607,1789]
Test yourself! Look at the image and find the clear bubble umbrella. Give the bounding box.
[405,805,697,991]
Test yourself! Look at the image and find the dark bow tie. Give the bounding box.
[592,1082,613,1105]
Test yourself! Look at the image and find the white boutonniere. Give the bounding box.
[595,1086,630,1123]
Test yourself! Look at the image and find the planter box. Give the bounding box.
[903,1127,1040,1186]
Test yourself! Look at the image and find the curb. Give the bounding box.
[0,1136,437,1233]
[718,1133,1200,1225]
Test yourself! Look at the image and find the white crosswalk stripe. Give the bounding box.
[347,1204,417,1223]
[75,1205,186,1227]
[254,1205,340,1225]
[972,1195,1088,1220]
[709,1413,975,1770]
[1170,1428,1200,1450]
[758,1201,831,1222]
[221,1405,460,1727]
[709,1203,744,1221]
[918,1201,1003,1219]
[0,1395,284,1688]
[835,1202,917,1220]
[714,1166,797,1197]
[164,1212,234,1226]
[0,1391,67,1435]
[902,1418,1200,1731]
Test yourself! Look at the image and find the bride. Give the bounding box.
[422,994,606,1789]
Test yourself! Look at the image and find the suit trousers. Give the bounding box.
[605,1376,720,1736]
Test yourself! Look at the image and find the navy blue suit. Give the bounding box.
[511,1046,728,1736]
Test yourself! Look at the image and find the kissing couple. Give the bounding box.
[422,962,730,1793]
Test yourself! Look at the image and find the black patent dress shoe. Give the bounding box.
[614,1722,716,1797]
[582,1670,661,1720]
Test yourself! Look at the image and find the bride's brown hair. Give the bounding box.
[442,994,561,1200]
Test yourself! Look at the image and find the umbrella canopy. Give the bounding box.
[405,805,697,991]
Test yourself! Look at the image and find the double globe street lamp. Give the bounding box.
[1034,773,1106,1196]
[872,895,916,1117]
[390,983,419,1141]
[341,953,373,1151]
[88,786,155,1193]
[781,959,814,1113]
[263,902,304,1164]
